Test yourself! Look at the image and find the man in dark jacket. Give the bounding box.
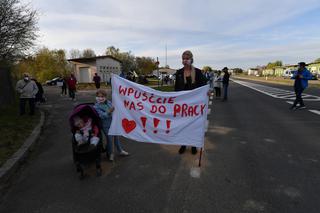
[93,73,101,89]
[174,50,207,155]
[222,67,230,101]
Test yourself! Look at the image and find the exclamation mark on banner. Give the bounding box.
[140,117,147,133]
[166,120,171,134]
[153,118,160,133]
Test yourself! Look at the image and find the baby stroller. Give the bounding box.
[69,103,104,179]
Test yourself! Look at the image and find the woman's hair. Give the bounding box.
[96,89,107,97]
[182,50,194,64]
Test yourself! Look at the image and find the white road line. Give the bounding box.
[208,108,211,115]
[286,101,294,105]
[234,80,320,101]
[209,101,212,105]
[309,110,320,115]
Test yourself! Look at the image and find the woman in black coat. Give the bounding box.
[174,50,208,155]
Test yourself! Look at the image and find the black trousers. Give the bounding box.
[293,87,304,107]
[19,98,35,115]
[69,89,76,99]
[214,87,221,97]
[61,86,67,95]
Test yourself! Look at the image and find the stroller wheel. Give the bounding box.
[76,163,84,179]
[96,168,102,177]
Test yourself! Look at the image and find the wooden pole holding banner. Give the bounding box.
[198,147,203,167]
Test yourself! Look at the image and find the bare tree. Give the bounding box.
[82,48,96,58]
[0,0,38,60]
[69,49,82,59]
[0,0,38,106]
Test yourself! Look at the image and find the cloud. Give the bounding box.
[23,0,320,69]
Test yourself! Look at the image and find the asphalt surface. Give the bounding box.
[0,81,320,213]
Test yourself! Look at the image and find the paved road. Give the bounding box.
[1,81,320,213]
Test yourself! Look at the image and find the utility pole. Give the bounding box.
[156,57,160,87]
[165,43,167,68]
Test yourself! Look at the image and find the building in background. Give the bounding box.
[68,56,122,83]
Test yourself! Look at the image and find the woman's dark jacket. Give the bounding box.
[174,67,207,91]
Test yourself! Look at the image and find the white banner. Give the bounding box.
[109,74,209,148]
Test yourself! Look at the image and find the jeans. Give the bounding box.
[102,119,123,155]
[61,86,67,95]
[214,87,221,97]
[293,87,304,107]
[106,135,123,155]
[223,84,229,100]
[19,98,35,115]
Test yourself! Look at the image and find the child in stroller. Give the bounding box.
[73,116,99,147]
[69,103,103,179]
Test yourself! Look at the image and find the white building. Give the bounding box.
[68,56,122,83]
[247,68,260,76]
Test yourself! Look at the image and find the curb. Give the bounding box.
[0,110,45,185]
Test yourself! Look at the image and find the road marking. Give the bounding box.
[286,101,294,105]
[208,108,211,115]
[233,80,320,101]
[209,101,212,105]
[309,110,320,115]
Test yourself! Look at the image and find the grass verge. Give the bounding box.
[153,85,174,92]
[0,103,40,166]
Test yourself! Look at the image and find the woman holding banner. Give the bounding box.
[174,50,208,155]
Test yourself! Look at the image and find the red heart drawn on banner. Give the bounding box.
[122,118,136,134]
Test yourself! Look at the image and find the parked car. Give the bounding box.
[311,74,318,80]
[283,70,294,79]
[46,77,61,85]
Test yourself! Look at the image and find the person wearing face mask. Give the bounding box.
[93,89,129,161]
[174,50,209,155]
[15,73,39,115]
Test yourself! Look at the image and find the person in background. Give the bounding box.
[93,73,101,89]
[16,73,39,115]
[31,78,44,104]
[222,67,230,101]
[290,62,313,110]
[61,76,67,96]
[174,50,208,155]
[67,73,77,101]
[213,71,222,98]
[120,71,126,78]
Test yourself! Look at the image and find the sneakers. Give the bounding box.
[120,150,129,156]
[290,105,306,110]
[289,106,297,110]
[297,105,306,110]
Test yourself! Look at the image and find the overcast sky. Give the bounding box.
[24,0,320,69]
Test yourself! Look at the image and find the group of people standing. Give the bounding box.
[210,67,230,101]
[15,73,45,116]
